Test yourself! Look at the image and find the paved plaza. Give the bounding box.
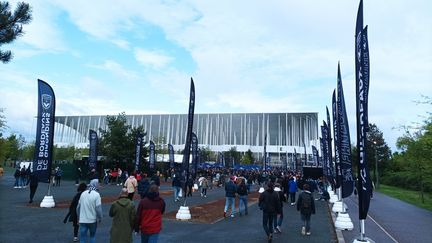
[0,172,336,243]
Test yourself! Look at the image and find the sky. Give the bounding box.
[1,0,431,151]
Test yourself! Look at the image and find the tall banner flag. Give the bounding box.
[338,63,354,198]
[33,79,56,183]
[168,144,175,169]
[332,90,342,189]
[319,135,326,176]
[312,145,319,167]
[88,130,98,171]
[326,107,333,179]
[263,133,267,171]
[322,122,332,181]
[191,132,198,178]
[355,0,372,221]
[134,132,143,172]
[293,148,297,171]
[149,140,155,169]
[182,78,195,190]
[303,142,307,166]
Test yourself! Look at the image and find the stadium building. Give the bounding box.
[54,112,319,167]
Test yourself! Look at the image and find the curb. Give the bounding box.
[328,203,346,243]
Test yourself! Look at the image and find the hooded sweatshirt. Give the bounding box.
[136,192,166,234]
[109,196,136,243]
[77,180,102,223]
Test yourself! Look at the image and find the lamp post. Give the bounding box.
[373,141,379,189]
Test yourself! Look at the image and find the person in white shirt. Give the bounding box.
[77,179,102,243]
[124,174,138,200]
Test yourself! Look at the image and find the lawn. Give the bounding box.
[378,184,432,212]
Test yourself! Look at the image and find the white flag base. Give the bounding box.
[176,206,191,221]
[335,212,354,230]
[329,194,339,203]
[40,195,55,208]
[332,201,347,213]
[353,238,375,243]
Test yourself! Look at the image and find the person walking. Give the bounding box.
[136,184,166,243]
[237,178,248,216]
[224,176,237,218]
[171,172,182,202]
[28,172,39,204]
[137,173,150,199]
[288,176,298,205]
[259,182,280,243]
[186,177,194,197]
[55,167,63,186]
[296,183,315,236]
[64,183,87,242]
[200,177,209,197]
[273,183,286,233]
[77,179,103,243]
[109,188,136,243]
[124,173,138,200]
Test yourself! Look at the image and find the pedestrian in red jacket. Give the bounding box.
[135,184,166,243]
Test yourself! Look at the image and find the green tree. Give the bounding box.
[99,112,148,172]
[21,143,34,160]
[0,1,32,63]
[223,147,241,167]
[53,145,76,161]
[366,123,392,188]
[241,149,254,165]
[198,146,215,162]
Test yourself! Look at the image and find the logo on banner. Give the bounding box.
[42,94,52,110]
[91,132,97,140]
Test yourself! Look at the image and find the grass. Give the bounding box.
[378,184,432,212]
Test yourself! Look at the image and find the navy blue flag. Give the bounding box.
[319,135,326,176]
[33,79,56,183]
[88,130,98,171]
[293,148,297,171]
[332,90,342,189]
[263,133,267,171]
[149,140,155,169]
[338,63,354,198]
[134,132,143,172]
[182,78,195,188]
[168,144,175,169]
[312,145,319,167]
[218,152,225,167]
[303,142,307,166]
[326,107,333,178]
[191,132,198,177]
[322,122,332,181]
[356,24,372,219]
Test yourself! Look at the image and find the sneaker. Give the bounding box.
[73,237,79,242]
[291,202,295,206]
[230,214,235,218]
[276,226,282,233]
[306,232,311,236]
[204,195,207,198]
[301,226,306,235]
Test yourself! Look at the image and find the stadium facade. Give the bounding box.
[54,112,319,167]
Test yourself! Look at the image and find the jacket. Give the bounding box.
[136,192,166,234]
[225,180,237,198]
[109,197,136,243]
[288,179,298,193]
[296,190,316,215]
[259,188,281,214]
[124,176,137,193]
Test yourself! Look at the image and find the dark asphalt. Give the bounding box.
[0,171,337,243]
[342,191,432,243]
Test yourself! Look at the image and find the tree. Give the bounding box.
[366,123,392,187]
[0,1,32,63]
[224,146,241,167]
[241,149,254,165]
[0,108,6,136]
[99,112,148,172]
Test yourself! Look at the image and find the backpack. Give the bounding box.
[301,193,312,214]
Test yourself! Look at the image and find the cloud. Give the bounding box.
[88,60,138,80]
[134,48,173,69]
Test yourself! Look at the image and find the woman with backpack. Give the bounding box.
[296,183,315,236]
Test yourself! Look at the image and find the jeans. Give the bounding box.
[274,209,283,227]
[80,222,97,243]
[289,192,296,203]
[141,233,159,243]
[201,188,207,196]
[238,195,248,215]
[173,186,181,201]
[224,197,236,215]
[262,212,275,236]
[301,213,311,232]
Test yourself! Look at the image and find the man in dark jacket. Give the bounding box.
[137,174,150,199]
[259,182,280,243]
[296,183,316,236]
[224,176,237,218]
[28,172,39,204]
